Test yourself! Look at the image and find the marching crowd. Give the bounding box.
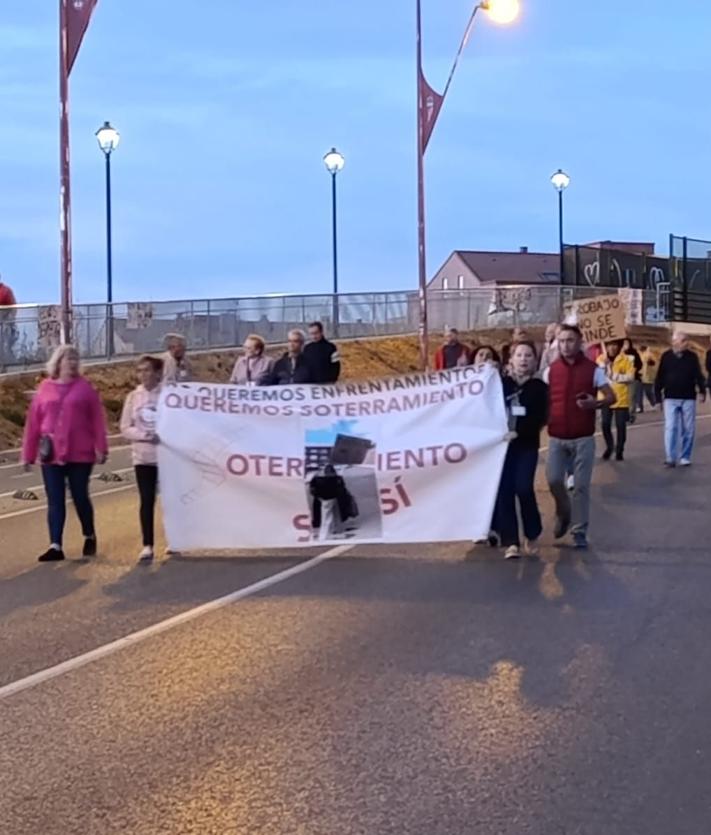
[18,320,710,564]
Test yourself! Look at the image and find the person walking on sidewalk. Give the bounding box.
[434,328,471,370]
[303,321,341,383]
[655,332,707,467]
[705,336,711,397]
[266,329,313,385]
[493,342,548,560]
[22,345,108,562]
[598,339,635,461]
[162,333,194,383]
[230,334,274,386]
[120,355,163,562]
[639,345,658,411]
[622,338,643,420]
[543,325,616,549]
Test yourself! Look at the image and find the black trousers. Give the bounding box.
[493,445,543,547]
[135,465,158,547]
[601,406,629,456]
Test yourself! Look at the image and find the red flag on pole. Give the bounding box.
[66,0,99,75]
[419,70,444,154]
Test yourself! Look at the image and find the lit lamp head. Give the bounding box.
[481,0,521,24]
[323,147,345,175]
[95,121,120,156]
[551,169,571,192]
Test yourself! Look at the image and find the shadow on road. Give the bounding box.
[0,563,88,618]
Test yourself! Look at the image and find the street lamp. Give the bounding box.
[551,168,571,283]
[415,0,520,370]
[323,147,345,335]
[481,0,521,24]
[96,121,120,356]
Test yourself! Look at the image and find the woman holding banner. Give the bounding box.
[493,342,548,559]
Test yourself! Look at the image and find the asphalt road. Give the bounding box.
[1,410,711,834]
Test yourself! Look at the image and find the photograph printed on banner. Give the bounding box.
[304,420,383,542]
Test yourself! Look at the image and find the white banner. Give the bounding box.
[156,367,508,550]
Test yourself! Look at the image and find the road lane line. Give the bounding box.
[0,465,134,501]
[1,415,709,522]
[0,545,352,701]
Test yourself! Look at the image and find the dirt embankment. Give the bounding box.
[0,326,684,451]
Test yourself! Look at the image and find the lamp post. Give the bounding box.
[95,121,120,356]
[323,147,345,336]
[550,168,570,283]
[416,0,520,369]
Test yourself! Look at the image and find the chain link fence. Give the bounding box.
[0,286,669,372]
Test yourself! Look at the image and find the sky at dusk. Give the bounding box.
[1,0,710,304]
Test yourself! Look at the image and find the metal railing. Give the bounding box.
[0,286,669,371]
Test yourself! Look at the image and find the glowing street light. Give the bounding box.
[551,169,571,282]
[481,0,521,25]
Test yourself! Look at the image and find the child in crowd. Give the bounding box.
[120,355,163,562]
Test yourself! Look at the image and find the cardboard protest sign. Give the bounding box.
[570,294,626,345]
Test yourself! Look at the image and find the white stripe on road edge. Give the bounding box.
[0,484,136,521]
[1,414,709,523]
[0,464,134,501]
[0,544,352,702]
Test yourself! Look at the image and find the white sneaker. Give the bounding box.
[505,545,521,560]
[524,538,539,556]
[139,547,154,562]
[566,474,575,491]
[679,458,691,467]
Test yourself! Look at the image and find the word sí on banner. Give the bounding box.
[570,294,626,344]
[156,368,509,549]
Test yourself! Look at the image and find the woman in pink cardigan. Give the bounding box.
[22,345,108,562]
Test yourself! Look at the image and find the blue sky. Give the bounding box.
[1,0,710,304]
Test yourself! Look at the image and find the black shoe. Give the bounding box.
[82,537,97,558]
[554,516,571,539]
[616,452,624,461]
[573,532,589,550]
[39,547,65,562]
[602,449,612,461]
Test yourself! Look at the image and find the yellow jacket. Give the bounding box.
[597,352,635,409]
[640,350,658,385]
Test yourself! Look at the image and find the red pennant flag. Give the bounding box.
[65,0,99,75]
[419,70,444,153]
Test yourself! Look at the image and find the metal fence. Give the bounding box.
[0,286,670,372]
[562,244,671,291]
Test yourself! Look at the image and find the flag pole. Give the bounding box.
[59,0,73,344]
[416,0,429,371]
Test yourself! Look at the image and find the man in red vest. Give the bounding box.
[543,324,616,549]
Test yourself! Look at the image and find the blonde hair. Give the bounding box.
[244,333,266,354]
[46,344,79,379]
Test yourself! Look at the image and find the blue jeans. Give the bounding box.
[494,445,542,547]
[663,398,696,463]
[41,463,95,546]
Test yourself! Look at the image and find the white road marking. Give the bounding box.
[0,544,352,701]
[0,463,134,501]
[0,414,709,522]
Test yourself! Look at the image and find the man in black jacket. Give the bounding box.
[655,332,706,467]
[303,321,341,384]
[266,329,313,385]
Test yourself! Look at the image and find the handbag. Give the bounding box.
[39,434,54,464]
[38,385,71,464]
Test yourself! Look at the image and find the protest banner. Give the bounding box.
[156,367,508,550]
[570,294,626,345]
